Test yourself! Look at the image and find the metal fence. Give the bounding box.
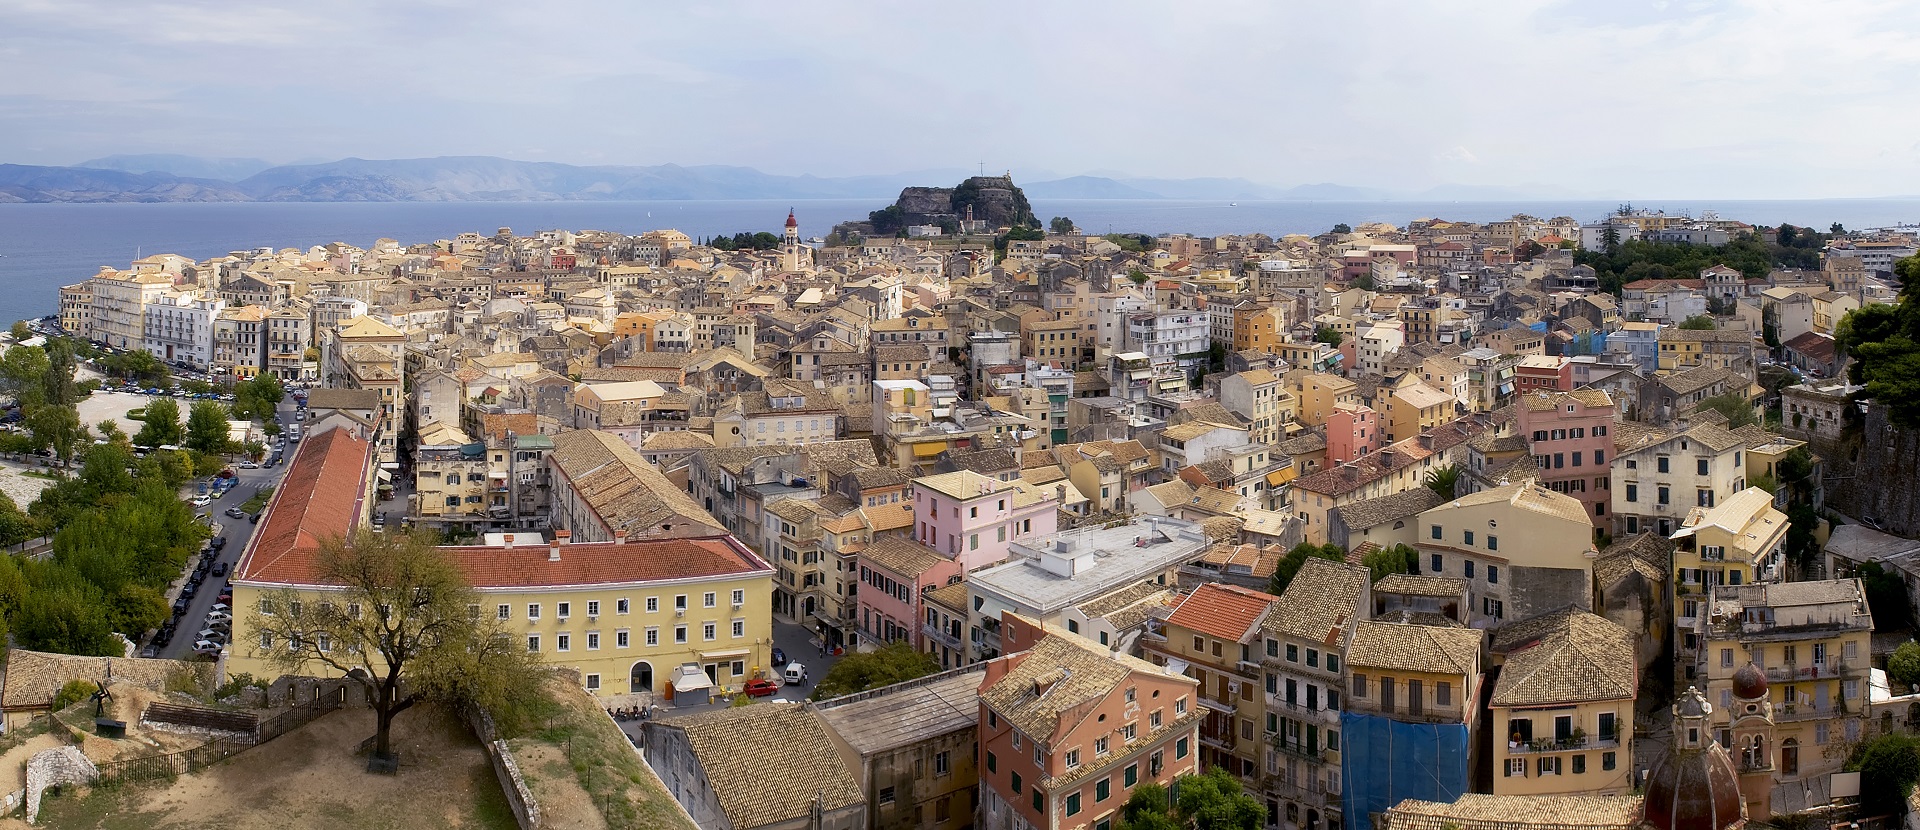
[254,686,345,744]
[95,686,346,784]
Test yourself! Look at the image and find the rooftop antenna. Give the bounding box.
[979,160,985,177]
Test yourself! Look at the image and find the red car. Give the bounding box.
[742,679,780,697]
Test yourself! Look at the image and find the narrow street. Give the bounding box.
[154,396,298,661]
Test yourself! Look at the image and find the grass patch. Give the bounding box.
[30,777,150,830]
[239,486,274,515]
[467,762,523,830]
[21,470,60,480]
[510,680,694,830]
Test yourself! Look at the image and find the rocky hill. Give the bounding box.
[853,175,1038,236]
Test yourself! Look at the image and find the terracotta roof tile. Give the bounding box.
[1165,583,1277,642]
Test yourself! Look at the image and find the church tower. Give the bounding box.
[1728,662,1778,819]
[781,209,808,272]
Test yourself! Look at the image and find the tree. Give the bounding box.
[1050,216,1076,234]
[248,531,545,763]
[1849,732,1920,817]
[1128,268,1149,286]
[1678,315,1717,330]
[0,345,49,406]
[1362,543,1419,581]
[1857,561,1914,632]
[1313,326,1343,347]
[1117,782,1181,830]
[810,641,939,700]
[25,404,86,467]
[1425,464,1461,499]
[1600,225,1620,254]
[1350,273,1377,291]
[1891,642,1920,692]
[1832,223,1847,236]
[1174,768,1266,830]
[40,339,80,409]
[1268,542,1346,596]
[1330,223,1352,235]
[1836,259,1920,427]
[1693,392,1759,428]
[8,322,29,342]
[134,397,182,448]
[184,401,233,454]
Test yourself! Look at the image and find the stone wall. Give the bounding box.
[25,746,97,824]
[464,706,542,830]
[1814,403,1920,537]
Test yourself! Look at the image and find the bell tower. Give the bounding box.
[1728,662,1778,819]
[781,209,806,272]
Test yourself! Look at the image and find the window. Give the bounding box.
[675,595,687,610]
[1430,524,1442,540]
[1658,485,1670,505]
[702,622,716,641]
[556,634,570,652]
[1436,681,1451,706]
[1626,483,1637,503]
[1658,456,1670,473]
[1506,758,1527,778]
[646,597,659,613]
[986,751,997,773]
[1010,772,1022,794]
[703,592,716,608]
[1464,530,1475,546]
[1698,458,1710,476]
[1286,644,1299,662]
[1175,737,1189,759]
[1175,697,1188,716]
[1125,764,1139,787]
[528,603,541,620]
[1487,535,1498,552]
[1327,654,1340,673]
[1066,793,1081,816]
[1464,561,1475,579]
[1603,751,1617,770]
[1573,754,1587,774]
[674,625,687,643]
[1032,789,1043,813]
[526,635,540,652]
[732,619,745,638]
[1353,673,1368,698]
[617,630,630,648]
[617,598,630,614]
[646,627,659,646]
[587,601,599,617]
[585,674,600,691]
[879,787,896,805]
[497,604,510,620]
[557,602,570,619]
[1095,737,1109,756]
[935,750,951,776]
[586,632,600,650]
[1065,749,1081,768]
[1487,565,1498,584]
[731,589,744,606]
[1096,777,1111,802]
[1431,553,1443,573]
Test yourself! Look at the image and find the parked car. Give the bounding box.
[771,647,788,666]
[742,678,780,697]
[197,628,225,642]
[784,662,808,686]
[239,461,258,469]
[210,537,227,550]
[225,507,246,519]
[192,640,223,655]
[205,611,232,625]
[190,495,211,507]
[209,602,230,614]
[212,561,229,577]
[179,583,196,598]
[172,599,189,616]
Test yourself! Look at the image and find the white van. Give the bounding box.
[784,662,808,686]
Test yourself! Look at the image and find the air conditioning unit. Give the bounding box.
[675,608,686,617]
[587,616,598,624]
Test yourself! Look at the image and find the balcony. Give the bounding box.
[1776,701,1850,722]
[1506,735,1620,754]
[1199,729,1237,752]
[1198,696,1236,715]
[922,623,963,651]
[1268,695,1340,723]
[1763,662,1854,682]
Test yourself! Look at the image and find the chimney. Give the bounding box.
[503,534,515,550]
[615,530,628,545]
[555,530,571,544]
[549,541,561,562]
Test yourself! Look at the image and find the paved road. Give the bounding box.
[612,620,849,741]
[154,398,299,661]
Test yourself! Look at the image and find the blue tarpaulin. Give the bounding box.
[1340,712,1471,830]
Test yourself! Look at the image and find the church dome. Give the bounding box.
[1731,662,1768,700]
[1644,687,1746,830]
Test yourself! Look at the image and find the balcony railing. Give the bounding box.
[1506,735,1620,754]
[922,624,963,650]
[1763,662,1853,681]
[1268,737,1324,763]
[1777,701,1850,722]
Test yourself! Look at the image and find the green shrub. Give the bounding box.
[51,680,93,712]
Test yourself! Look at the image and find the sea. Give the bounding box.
[6,197,1920,327]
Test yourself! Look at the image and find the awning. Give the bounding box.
[1266,469,1297,487]
[376,469,393,483]
[700,648,751,660]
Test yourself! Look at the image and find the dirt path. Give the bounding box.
[0,734,63,792]
[509,741,609,830]
[14,704,514,830]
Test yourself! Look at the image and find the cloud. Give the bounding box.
[0,0,1917,197]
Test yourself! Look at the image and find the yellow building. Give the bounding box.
[1294,372,1359,427]
[228,421,777,700]
[1140,582,1279,789]
[1489,610,1635,796]
[1671,487,1788,623]
[1695,579,1873,818]
[1384,382,1455,443]
[1232,305,1289,353]
[1345,619,1484,730]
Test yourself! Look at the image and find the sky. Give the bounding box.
[2,0,1918,198]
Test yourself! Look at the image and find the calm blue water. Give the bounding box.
[5,197,1920,326]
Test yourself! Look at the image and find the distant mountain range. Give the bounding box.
[0,154,1603,203]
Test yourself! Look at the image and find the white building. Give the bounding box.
[142,290,224,368]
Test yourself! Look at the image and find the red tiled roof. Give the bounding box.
[1165,583,1278,642]
[233,426,373,584]
[441,536,771,589]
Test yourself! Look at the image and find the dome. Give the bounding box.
[1731,662,1768,700]
[1642,743,1746,830]
[785,210,799,228]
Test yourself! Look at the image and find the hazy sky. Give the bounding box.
[3,0,1917,197]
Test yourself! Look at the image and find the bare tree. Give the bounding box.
[247,530,542,764]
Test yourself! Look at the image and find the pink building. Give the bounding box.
[913,470,1058,571]
[1516,389,1616,526]
[856,536,960,649]
[1325,403,1383,464]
